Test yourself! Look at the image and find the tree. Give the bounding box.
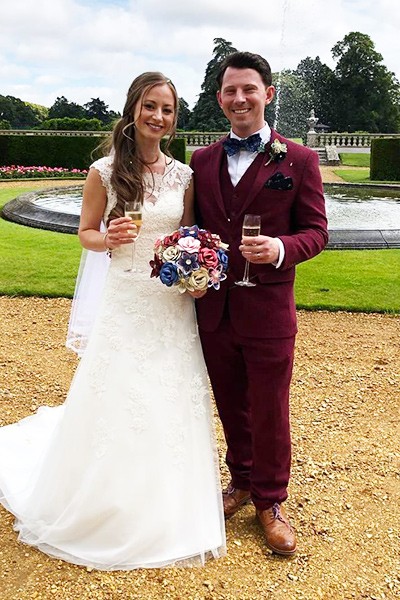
[331,32,400,132]
[177,98,191,130]
[25,102,49,124]
[0,95,40,128]
[48,96,86,119]
[294,57,338,129]
[84,98,117,124]
[189,38,238,131]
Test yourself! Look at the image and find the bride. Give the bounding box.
[0,72,226,570]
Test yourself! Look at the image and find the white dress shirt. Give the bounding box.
[227,122,285,268]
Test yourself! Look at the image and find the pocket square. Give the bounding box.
[265,172,293,191]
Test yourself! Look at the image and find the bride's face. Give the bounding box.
[133,84,175,142]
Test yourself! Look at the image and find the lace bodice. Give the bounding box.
[90,155,192,273]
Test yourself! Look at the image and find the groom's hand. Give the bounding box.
[240,235,280,264]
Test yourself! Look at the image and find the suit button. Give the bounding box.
[227,217,231,222]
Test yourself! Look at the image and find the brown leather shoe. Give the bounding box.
[222,483,251,519]
[256,503,297,556]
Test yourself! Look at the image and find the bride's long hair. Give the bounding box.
[105,72,179,222]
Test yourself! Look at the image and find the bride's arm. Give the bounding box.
[180,178,195,227]
[78,168,134,252]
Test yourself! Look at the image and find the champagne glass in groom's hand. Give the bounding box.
[235,214,261,287]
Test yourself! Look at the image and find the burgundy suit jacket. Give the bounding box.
[190,130,329,339]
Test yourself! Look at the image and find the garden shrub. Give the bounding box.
[0,133,187,171]
[162,137,186,163]
[37,118,103,131]
[370,138,400,181]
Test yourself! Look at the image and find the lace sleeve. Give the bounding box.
[177,162,193,191]
[90,155,118,223]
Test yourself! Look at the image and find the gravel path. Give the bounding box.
[0,297,399,600]
[319,166,369,184]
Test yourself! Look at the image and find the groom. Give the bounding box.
[190,51,328,556]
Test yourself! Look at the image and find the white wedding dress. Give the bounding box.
[0,156,226,570]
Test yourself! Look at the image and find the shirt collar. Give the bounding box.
[230,122,271,144]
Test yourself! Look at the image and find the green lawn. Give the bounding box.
[335,152,400,184]
[336,153,371,183]
[333,169,399,185]
[333,169,371,183]
[1,185,399,312]
[296,249,399,313]
[0,188,81,297]
[339,153,370,167]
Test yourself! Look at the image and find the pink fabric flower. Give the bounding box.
[177,237,201,253]
[198,247,219,269]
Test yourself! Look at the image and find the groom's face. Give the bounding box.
[217,67,275,138]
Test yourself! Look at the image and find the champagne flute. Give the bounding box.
[235,214,261,287]
[124,200,142,272]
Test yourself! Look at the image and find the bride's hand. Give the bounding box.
[186,289,207,299]
[106,217,137,249]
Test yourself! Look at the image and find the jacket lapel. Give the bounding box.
[238,130,281,216]
[207,138,228,219]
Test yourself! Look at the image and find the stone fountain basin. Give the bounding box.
[1,183,399,249]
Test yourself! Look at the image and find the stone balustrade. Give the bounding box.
[175,132,226,145]
[0,130,227,145]
[311,132,400,148]
[0,129,107,137]
[1,129,399,149]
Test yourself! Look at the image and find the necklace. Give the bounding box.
[142,153,159,165]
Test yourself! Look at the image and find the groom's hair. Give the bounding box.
[217,52,273,88]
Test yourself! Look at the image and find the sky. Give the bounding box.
[1,0,399,114]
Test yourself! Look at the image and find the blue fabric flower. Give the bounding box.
[177,251,199,276]
[159,262,180,286]
[217,249,229,273]
[180,225,200,238]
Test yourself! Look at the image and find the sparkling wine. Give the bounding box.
[125,210,142,229]
[235,214,260,287]
[242,225,260,237]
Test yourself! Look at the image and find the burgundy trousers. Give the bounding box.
[199,314,295,510]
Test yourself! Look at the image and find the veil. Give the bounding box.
[66,222,110,357]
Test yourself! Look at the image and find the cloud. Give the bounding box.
[0,0,398,111]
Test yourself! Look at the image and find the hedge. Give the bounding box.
[370,137,400,181]
[0,134,186,170]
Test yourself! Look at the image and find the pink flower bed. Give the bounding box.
[0,165,88,179]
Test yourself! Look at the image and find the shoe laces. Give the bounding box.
[272,503,293,531]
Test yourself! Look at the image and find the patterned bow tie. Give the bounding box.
[222,133,262,156]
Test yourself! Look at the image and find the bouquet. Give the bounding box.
[150,225,229,293]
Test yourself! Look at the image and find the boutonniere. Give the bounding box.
[259,139,287,167]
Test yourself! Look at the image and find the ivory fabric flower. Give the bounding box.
[187,268,210,292]
[264,139,288,166]
[162,246,182,262]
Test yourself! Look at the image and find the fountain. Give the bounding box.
[1,185,83,234]
[2,184,399,249]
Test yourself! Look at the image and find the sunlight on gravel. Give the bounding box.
[0,297,399,600]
